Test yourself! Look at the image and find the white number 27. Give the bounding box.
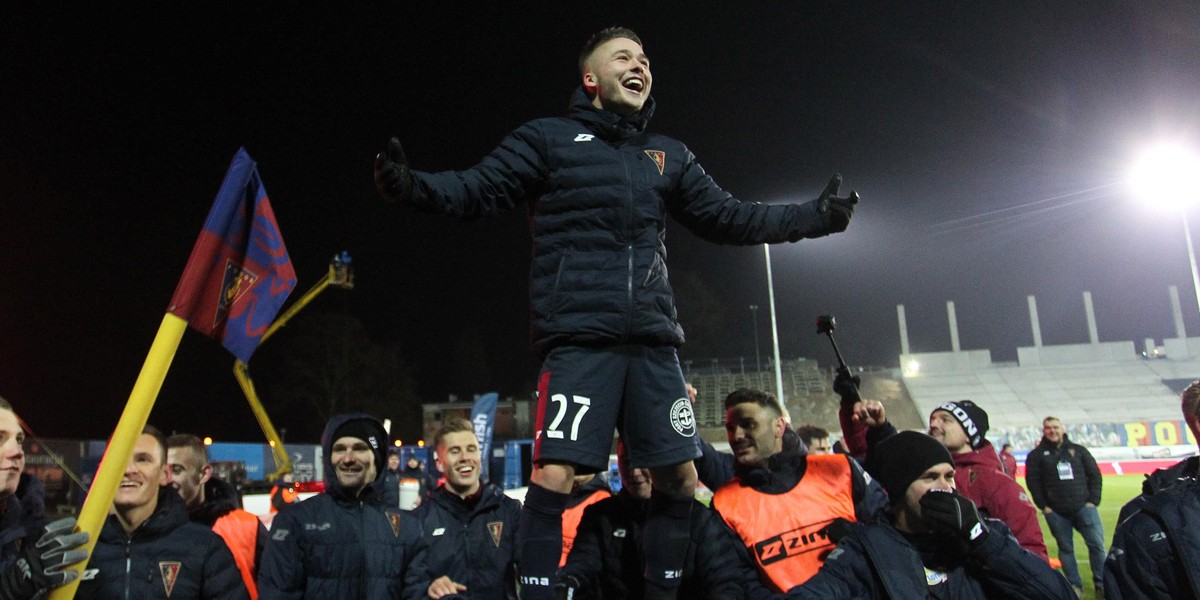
[546,394,590,441]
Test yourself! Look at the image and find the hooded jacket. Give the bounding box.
[410,88,834,358]
[1106,476,1200,599]
[77,487,248,600]
[1117,455,1198,524]
[944,441,1048,561]
[258,414,429,600]
[413,483,521,600]
[787,516,1074,599]
[1025,434,1102,514]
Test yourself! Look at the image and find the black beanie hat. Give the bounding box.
[331,417,386,471]
[865,431,954,504]
[933,400,989,449]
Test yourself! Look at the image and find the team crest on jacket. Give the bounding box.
[488,521,504,547]
[216,261,258,328]
[159,562,181,597]
[387,510,402,537]
[644,150,666,175]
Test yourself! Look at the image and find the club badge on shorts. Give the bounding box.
[669,398,696,437]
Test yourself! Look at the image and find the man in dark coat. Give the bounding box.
[168,433,268,599]
[415,417,520,600]
[76,425,248,599]
[258,413,429,599]
[1106,378,1200,599]
[788,431,1075,600]
[1026,416,1105,597]
[374,25,859,600]
[0,397,90,600]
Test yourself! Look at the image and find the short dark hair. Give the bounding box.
[796,425,829,446]
[1183,380,1200,422]
[723,388,783,416]
[142,425,168,464]
[579,26,643,76]
[166,433,210,465]
[0,397,12,412]
[434,417,477,451]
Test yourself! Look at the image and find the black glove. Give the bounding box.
[824,517,855,544]
[813,174,858,234]
[0,517,90,600]
[374,137,413,204]
[833,369,861,404]
[919,490,989,548]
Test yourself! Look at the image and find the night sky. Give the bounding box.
[3,3,1199,442]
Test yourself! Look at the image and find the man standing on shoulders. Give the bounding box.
[168,434,268,599]
[927,401,1047,561]
[77,426,248,599]
[415,417,520,600]
[259,414,429,599]
[1026,416,1105,598]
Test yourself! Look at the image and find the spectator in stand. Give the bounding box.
[703,388,888,593]
[77,425,248,599]
[167,434,268,599]
[795,425,832,455]
[787,431,1075,600]
[259,413,429,599]
[414,417,520,599]
[388,450,402,475]
[558,439,769,599]
[1026,416,1105,598]
[402,453,436,504]
[999,443,1018,479]
[1106,378,1200,598]
[0,397,90,600]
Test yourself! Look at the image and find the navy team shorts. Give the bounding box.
[533,344,701,471]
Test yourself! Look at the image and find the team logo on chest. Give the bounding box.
[644,150,666,175]
[387,511,402,537]
[159,562,182,597]
[488,521,504,547]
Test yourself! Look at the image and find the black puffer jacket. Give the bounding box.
[787,517,1074,599]
[77,487,248,599]
[1105,476,1200,599]
[258,414,429,599]
[558,490,770,599]
[413,483,520,600]
[1025,434,1102,514]
[411,87,834,358]
[1117,456,1198,524]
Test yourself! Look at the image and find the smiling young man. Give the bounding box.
[77,426,248,600]
[414,417,520,600]
[167,434,268,599]
[788,431,1073,599]
[374,26,859,600]
[259,414,429,600]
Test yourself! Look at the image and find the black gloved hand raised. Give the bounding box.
[374,137,413,204]
[833,369,861,404]
[812,174,859,234]
[919,490,989,548]
[0,517,90,600]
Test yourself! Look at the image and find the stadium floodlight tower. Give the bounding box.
[1130,142,1200,317]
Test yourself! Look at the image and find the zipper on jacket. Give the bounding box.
[124,539,133,599]
[623,155,635,338]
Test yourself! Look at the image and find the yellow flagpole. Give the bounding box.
[51,312,189,600]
